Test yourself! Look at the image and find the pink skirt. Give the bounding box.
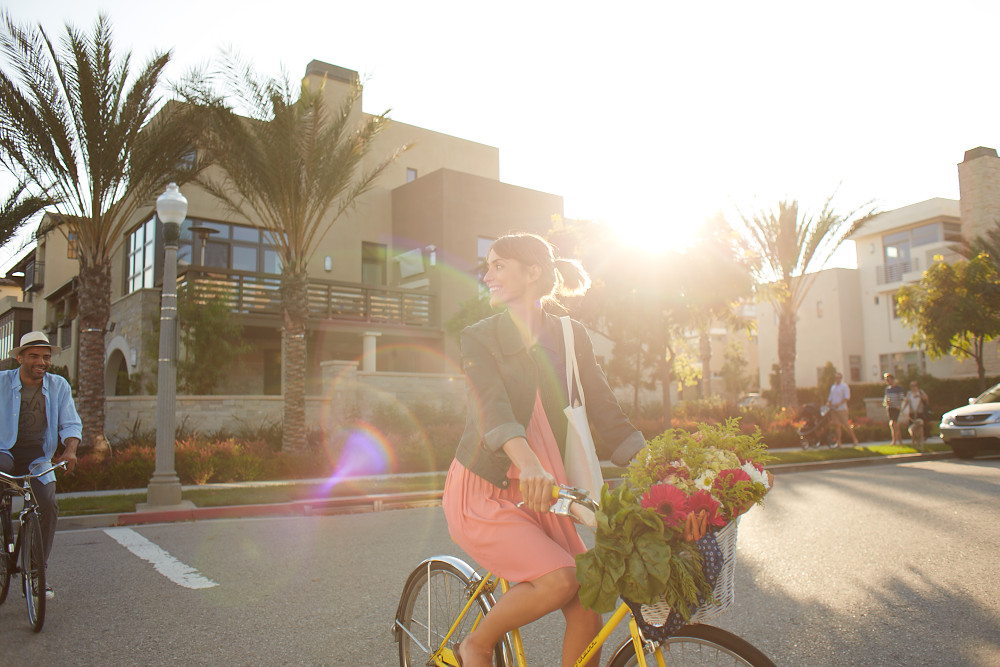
[443,392,586,582]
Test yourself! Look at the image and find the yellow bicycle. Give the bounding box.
[392,485,775,666]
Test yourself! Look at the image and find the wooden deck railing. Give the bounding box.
[177,265,434,327]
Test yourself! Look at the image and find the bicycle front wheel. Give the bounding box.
[0,496,12,605]
[607,624,776,667]
[394,557,511,667]
[20,512,46,632]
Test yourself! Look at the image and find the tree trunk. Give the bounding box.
[699,329,712,399]
[777,303,799,412]
[975,335,987,392]
[76,261,112,451]
[632,348,640,419]
[660,344,674,431]
[281,270,310,453]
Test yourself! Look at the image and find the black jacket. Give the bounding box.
[454,309,646,488]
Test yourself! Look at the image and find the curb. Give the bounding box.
[57,489,444,531]
[56,450,953,531]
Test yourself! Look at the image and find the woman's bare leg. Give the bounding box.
[459,567,580,667]
[561,592,603,666]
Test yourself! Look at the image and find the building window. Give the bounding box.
[477,236,495,295]
[879,351,921,378]
[849,355,862,383]
[126,217,156,293]
[362,242,386,285]
[406,168,418,183]
[177,219,281,274]
[891,292,900,319]
[67,232,79,259]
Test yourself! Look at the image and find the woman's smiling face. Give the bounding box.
[483,248,539,307]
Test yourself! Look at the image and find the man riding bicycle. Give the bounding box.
[0,331,82,600]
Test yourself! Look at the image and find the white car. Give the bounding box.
[939,382,1000,459]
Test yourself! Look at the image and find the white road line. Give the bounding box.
[103,527,218,589]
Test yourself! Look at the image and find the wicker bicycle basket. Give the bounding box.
[637,518,739,627]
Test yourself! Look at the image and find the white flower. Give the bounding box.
[741,461,770,489]
[694,471,715,492]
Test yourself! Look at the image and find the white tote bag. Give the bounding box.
[560,316,604,527]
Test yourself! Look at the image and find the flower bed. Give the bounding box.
[576,419,773,626]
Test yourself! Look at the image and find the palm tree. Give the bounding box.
[186,57,406,452]
[0,13,200,447]
[734,196,874,411]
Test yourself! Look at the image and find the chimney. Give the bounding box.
[958,146,1000,241]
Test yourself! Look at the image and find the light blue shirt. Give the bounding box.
[0,368,82,484]
[827,381,851,411]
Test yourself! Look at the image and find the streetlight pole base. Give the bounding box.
[143,473,190,510]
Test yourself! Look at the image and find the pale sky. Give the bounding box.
[3,0,999,270]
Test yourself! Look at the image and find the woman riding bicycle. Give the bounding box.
[442,233,645,667]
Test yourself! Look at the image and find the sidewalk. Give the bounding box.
[55,438,955,531]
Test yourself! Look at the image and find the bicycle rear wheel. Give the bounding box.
[393,557,511,667]
[607,624,776,667]
[0,496,11,604]
[20,512,46,632]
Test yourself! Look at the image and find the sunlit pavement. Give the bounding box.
[55,437,954,531]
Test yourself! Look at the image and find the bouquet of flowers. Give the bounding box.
[575,419,773,621]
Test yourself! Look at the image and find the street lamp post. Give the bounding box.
[142,183,194,510]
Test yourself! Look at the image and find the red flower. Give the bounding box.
[712,468,754,518]
[685,489,724,527]
[641,484,689,528]
[712,468,752,489]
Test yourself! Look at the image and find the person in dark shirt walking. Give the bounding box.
[882,373,905,446]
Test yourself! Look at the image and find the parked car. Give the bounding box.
[737,393,768,408]
[939,382,1000,459]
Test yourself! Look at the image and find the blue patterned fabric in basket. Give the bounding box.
[623,521,732,642]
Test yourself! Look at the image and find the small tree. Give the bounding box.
[896,254,1000,392]
[719,341,750,401]
[143,283,250,394]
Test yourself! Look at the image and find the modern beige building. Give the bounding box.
[758,146,1000,392]
[756,268,863,389]
[2,60,562,403]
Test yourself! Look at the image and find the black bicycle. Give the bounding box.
[0,461,65,632]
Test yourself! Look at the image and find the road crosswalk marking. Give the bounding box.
[103,527,218,589]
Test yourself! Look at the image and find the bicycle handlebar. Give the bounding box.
[517,484,600,524]
[0,461,67,490]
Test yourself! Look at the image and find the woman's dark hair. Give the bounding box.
[489,232,591,305]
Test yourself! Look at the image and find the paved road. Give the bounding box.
[2,458,998,666]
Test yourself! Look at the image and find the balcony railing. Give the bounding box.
[177,265,434,328]
[876,258,921,285]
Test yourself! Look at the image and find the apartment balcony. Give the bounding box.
[176,265,435,329]
[875,258,922,286]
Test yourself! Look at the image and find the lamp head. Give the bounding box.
[156,183,188,244]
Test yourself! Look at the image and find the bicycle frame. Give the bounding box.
[0,462,64,581]
[428,571,667,667]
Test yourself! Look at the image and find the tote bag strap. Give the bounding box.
[560,316,586,408]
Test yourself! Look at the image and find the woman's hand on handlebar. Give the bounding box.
[518,464,556,513]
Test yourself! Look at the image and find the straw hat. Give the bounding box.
[8,331,62,359]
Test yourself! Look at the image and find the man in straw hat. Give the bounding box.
[0,331,82,600]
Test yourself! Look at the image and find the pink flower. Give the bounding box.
[655,463,690,482]
[685,490,724,527]
[641,484,689,528]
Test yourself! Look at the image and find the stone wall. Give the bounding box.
[105,364,468,440]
